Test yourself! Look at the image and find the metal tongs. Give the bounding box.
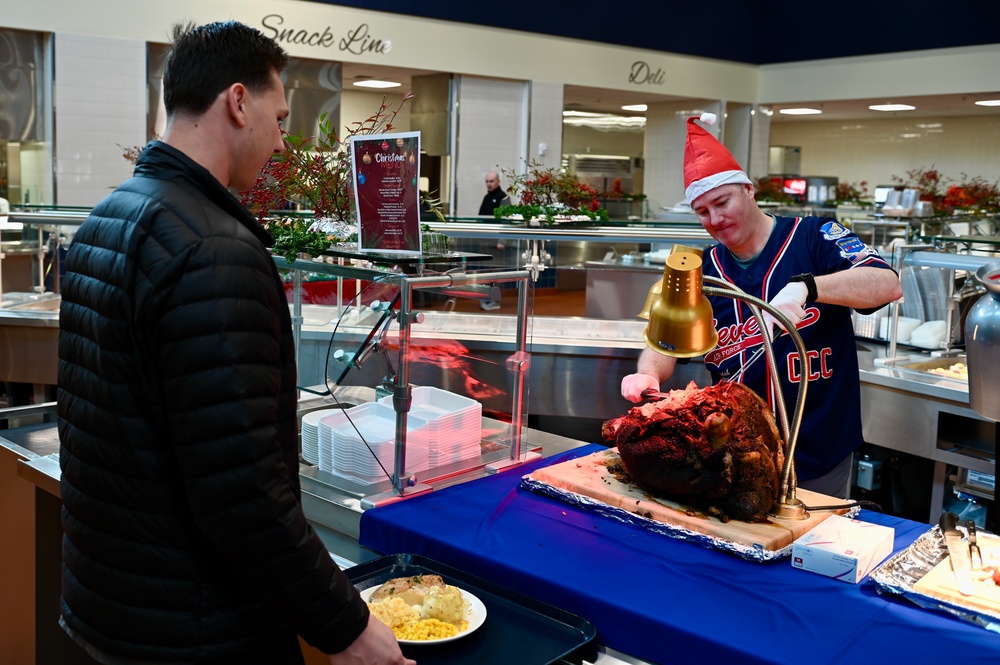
[967,520,984,570]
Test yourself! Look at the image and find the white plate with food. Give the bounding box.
[360,575,487,644]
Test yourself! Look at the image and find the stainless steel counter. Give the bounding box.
[295,307,712,443]
[583,259,661,319]
[0,295,60,385]
[857,343,993,522]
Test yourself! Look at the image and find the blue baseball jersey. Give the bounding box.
[700,215,894,479]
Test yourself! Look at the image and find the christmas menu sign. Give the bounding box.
[350,132,421,253]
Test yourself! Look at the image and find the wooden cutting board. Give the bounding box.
[526,448,847,552]
[913,533,1000,615]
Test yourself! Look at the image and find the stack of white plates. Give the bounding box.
[379,387,482,467]
[300,408,342,465]
[318,403,429,481]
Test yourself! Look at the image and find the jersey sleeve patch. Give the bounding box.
[836,236,879,264]
[820,221,850,240]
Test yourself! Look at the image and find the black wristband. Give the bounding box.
[789,273,818,303]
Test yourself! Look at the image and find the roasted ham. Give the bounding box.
[602,381,785,522]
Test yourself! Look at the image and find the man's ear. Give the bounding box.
[226,83,249,128]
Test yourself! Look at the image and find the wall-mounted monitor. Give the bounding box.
[783,178,807,196]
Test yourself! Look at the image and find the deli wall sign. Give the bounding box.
[629,61,665,86]
[260,14,391,55]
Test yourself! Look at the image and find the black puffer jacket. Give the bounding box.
[57,142,368,661]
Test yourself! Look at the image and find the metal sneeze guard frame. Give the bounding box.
[276,254,536,503]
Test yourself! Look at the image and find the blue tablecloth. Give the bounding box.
[359,444,1000,664]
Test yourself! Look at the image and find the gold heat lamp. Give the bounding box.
[641,247,811,520]
[637,245,702,321]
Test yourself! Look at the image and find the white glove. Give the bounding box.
[621,373,660,403]
[762,281,808,339]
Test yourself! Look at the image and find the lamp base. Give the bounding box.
[770,496,809,521]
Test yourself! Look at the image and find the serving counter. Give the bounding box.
[858,346,994,524]
[3,209,999,661]
[3,342,997,663]
[359,445,1000,665]
[0,294,59,388]
[13,411,1000,665]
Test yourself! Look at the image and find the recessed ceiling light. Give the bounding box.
[869,103,916,112]
[353,80,401,89]
[562,110,646,129]
[975,99,1000,107]
[621,104,648,112]
[779,108,822,115]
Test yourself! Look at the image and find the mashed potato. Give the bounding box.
[420,585,467,624]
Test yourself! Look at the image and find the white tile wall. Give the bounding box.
[724,103,752,170]
[527,80,563,172]
[749,106,772,181]
[454,76,527,216]
[54,34,145,207]
[769,115,1000,189]
[644,101,722,209]
[19,143,54,205]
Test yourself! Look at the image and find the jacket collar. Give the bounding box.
[134,141,273,247]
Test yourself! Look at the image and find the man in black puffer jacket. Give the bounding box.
[57,21,413,665]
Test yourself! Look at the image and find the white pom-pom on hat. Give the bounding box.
[699,112,717,126]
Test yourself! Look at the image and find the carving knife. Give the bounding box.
[940,511,975,596]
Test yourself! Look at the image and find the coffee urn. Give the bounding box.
[965,262,1000,420]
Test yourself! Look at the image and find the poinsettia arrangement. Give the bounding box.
[753,177,794,204]
[600,178,646,201]
[495,160,609,225]
[241,93,413,223]
[829,180,871,207]
[892,166,1000,215]
[237,93,445,262]
[942,174,1000,214]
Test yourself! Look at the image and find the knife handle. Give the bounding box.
[940,511,959,533]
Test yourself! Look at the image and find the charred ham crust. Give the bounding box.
[602,381,784,522]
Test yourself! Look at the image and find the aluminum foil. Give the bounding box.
[520,475,858,563]
[869,525,1000,632]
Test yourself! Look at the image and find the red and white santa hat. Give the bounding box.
[683,113,752,204]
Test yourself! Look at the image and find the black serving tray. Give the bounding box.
[346,553,597,665]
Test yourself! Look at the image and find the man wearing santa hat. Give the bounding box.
[621,114,902,498]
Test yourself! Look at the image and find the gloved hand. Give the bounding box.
[621,373,660,403]
[762,281,808,339]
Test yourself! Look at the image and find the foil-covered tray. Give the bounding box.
[870,524,1000,632]
[521,475,858,563]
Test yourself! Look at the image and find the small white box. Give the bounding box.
[791,515,894,584]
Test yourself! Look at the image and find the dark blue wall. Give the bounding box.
[301,0,1000,64]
